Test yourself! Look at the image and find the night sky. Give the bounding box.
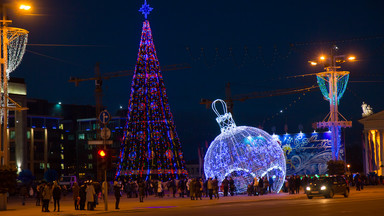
[9,0,384,163]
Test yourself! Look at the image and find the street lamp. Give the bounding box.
[0,2,30,166]
[19,4,32,11]
[309,45,355,161]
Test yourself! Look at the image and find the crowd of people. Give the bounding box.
[33,180,102,212]
[12,173,384,212]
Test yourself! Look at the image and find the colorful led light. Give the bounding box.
[204,99,286,193]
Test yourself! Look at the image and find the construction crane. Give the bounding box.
[69,63,191,119]
[200,82,318,113]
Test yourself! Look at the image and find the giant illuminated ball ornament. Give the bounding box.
[204,99,286,193]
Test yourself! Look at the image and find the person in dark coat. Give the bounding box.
[114,181,122,209]
[258,177,264,195]
[229,177,235,196]
[222,177,229,196]
[189,179,196,200]
[212,177,219,199]
[138,180,145,202]
[52,182,61,212]
[195,178,202,200]
[72,182,80,210]
[79,184,87,210]
[269,176,274,193]
[35,184,42,206]
[178,179,185,198]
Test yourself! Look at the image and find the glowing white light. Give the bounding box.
[280,110,283,113]
[320,186,326,190]
[204,99,286,193]
[306,186,311,191]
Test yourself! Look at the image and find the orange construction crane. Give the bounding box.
[200,82,318,113]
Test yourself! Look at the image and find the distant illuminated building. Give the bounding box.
[359,110,384,176]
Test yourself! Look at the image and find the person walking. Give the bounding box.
[264,177,269,194]
[189,178,196,200]
[195,178,202,200]
[229,177,235,196]
[259,177,264,195]
[35,184,42,206]
[222,177,229,196]
[207,177,213,200]
[86,181,96,210]
[295,176,301,194]
[213,177,219,199]
[178,179,185,198]
[79,184,86,210]
[269,176,274,193]
[52,181,61,212]
[138,179,145,202]
[253,177,259,196]
[72,182,80,210]
[157,180,163,198]
[114,181,122,209]
[41,183,51,212]
[20,185,28,206]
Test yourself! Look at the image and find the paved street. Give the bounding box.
[2,186,384,216]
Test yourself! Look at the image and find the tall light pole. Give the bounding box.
[0,3,30,166]
[310,45,354,161]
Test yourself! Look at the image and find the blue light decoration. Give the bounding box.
[116,11,187,181]
[317,74,349,104]
[204,99,286,193]
[139,0,153,20]
[274,131,345,176]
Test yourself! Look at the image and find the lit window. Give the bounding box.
[61,154,64,160]
[61,164,64,170]
[59,124,64,130]
[78,133,85,140]
[27,131,31,139]
[61,134,64,140]
[10,131,15,140]
[88,154,93,160]
[88,164,93,169]
[39,163,45,169]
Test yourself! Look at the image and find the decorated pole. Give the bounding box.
[0,3,29,166]
[314,46,354,161]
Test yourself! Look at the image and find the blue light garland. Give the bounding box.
[317,74,349,103]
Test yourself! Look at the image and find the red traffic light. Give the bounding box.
[98,150,106,158]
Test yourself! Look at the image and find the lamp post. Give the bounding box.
[0,3,30,166]
[309,45,355,161]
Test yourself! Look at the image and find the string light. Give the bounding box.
[204,99,286,193]
[116,19,187,181]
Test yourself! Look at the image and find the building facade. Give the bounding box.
[358,110,384,176]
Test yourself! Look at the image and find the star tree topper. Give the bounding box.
[139,0,153,19]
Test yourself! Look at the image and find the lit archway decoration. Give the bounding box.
[204,99,286,193]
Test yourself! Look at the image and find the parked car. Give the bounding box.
[305,176,349,199]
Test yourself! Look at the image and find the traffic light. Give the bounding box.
[98,150,106,158]
[97,149,107,181]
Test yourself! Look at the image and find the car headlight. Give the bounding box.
[320,186,326,190]
[306,186,311,191]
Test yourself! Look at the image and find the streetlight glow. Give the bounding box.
[19,4,31,10]
[310,61,317,66]
[320,56,326,61]
[348,56,356,61]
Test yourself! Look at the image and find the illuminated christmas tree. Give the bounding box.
[116,1,187,180]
